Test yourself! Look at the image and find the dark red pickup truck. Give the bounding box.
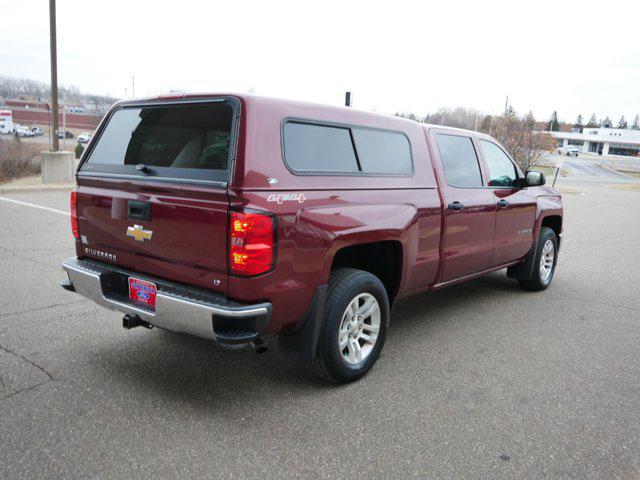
[61,94,562,382]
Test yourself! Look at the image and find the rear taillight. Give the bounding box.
[229,210,275,276]
[70,190,79,240]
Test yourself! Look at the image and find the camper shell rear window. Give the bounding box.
[80,99,237,183]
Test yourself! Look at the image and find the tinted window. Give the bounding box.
[436,134,483,188]
[352,129,412,174]
[480,140,517,187]
[284,122,358,173]
[83,102,234,181]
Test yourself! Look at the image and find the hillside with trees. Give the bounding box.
[0,75,117,113]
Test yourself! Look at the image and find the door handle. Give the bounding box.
[447,201,464,211]
[497,199,509,208]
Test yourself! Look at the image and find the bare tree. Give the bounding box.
[423,107,483,130]
[0,75,118,111]
[481,109,555,172]
[400,104,553,172]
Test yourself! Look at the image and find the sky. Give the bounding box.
[2,0,640,123]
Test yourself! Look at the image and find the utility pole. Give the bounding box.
[345,91,352,107]
[49,0,59,151]
[504,96,509,114]
[131,74,135,98]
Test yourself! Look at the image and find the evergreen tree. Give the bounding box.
[546,111,560,131]
[586,114,599,128]
[480,115,492,133]
[74,142,85,159]
[574,114,584,132]
[523,111,536,130]
[617,116,628,129]
[601,117,612,128]
[632,115,640,130]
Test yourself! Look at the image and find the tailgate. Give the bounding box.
[76,178,229,293]
[75,99,238,294]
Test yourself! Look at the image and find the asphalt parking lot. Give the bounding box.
[1,181,640,479]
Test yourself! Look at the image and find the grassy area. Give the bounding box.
[618,171,640,179]
[612,183,640,191]
[0,138,42,183]
[531,165,570,179]
[531,166,556,177]
[554,185,582,194]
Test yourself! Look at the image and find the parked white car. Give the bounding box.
[30,126,44,136]
[15,125,35,137]
[77,132,91,143]
[558,145,579,156]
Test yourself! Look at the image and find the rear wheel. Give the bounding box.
[308,269,389,383]
[517,227,558,291]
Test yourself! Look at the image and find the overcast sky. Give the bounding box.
[2,0,640,122]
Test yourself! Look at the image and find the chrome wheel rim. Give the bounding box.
[338,293,381,366]
[539,239,555,282]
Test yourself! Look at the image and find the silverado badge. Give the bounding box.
[127,224,153,242]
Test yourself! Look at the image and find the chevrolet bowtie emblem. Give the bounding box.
[126,224,153,242]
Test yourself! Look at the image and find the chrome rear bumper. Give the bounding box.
[61,257,271,343]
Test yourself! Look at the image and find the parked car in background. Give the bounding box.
[15,125,35,137]
[77,132,91,143]
[56,130,74,139]
[69,107,85,113]
[61,94,563,383]
[30,126,43,136]
[558,145,579,156]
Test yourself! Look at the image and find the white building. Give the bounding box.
[552,127,640,157]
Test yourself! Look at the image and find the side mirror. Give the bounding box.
[525,170,546,187]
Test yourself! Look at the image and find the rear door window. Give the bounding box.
[435,134,483,188]
[283,121,412,175]
[81,101,235,182]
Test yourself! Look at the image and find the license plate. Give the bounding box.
[128,277,157,309]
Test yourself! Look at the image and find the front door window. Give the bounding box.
[480,140,518,187]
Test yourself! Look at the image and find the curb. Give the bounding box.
[0,184,74,194]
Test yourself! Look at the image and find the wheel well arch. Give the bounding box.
[330,241,403,304]
[541,215,562,245]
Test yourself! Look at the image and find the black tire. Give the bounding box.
[517,227,558,291]
[308,268,389,383]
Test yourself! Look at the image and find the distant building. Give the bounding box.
[552,128,640,157]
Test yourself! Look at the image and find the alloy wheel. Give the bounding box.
[337,293,381,366]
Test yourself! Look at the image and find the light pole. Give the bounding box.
[49,0,59,151]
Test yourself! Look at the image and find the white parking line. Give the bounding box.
[0,196,69,216]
